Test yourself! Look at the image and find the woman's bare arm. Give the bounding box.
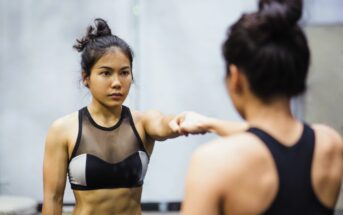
[141,110,181,141]
[42,119,69,215]
[170,111,248,137]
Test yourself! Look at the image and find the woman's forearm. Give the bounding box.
[170,111,248,137]
[158,114,181,140]
[205,118,249,137]
[42,197,63,215]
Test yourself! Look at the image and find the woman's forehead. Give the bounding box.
[94,50,131,69]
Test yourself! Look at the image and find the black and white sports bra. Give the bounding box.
[68,106,149,190]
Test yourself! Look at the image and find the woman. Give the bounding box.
[179,0,343,214]
[42,18,204,215]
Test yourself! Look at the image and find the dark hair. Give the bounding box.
[222,0,310,101]
[73,18,134,79]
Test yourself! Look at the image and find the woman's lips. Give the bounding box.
[109,93,123,100]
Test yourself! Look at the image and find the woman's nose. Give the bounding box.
[110,75,121,89]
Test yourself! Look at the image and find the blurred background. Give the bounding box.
[0,0,342,214]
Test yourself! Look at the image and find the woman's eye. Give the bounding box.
[101,71,111,76]
[121,71,130,76]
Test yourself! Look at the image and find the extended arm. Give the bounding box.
[170,111,248,137]
[142,110,181,141]
[204,117,249,136]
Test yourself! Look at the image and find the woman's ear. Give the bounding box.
[227,64,244,95]
[82,72,89,88]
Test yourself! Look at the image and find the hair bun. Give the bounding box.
[73,18,112,52]
[258,0,302,34]
[92,18,112,37]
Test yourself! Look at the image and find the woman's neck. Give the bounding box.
[88,99,122,125]
[244,97,297,129]
[244,97,304,145]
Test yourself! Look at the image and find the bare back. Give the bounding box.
[224,124,342,214]
[181,123,343,215]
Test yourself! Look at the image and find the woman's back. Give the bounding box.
[181,116,343,215]
[240,123,341,214]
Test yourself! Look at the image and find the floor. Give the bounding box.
[61,213,179,215]
[59,211,343,215]
[58,210,341,215]
[144,214,179,215]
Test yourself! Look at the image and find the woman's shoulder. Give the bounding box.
[129,109,143,122]
[312,124,342,140]
[193,132,270,170]
[188,132,274,190]
[129,108,164,122]
[311,123,343,154]
[207,131,266,152]
[47,111,79,141]
[51,111,79,128]
[44,111,80,165]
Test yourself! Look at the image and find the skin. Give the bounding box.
[170,111,249,137]
[43,47,181,215]
[181,65,343,215]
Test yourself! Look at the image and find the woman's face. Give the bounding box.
[84,47,132,108]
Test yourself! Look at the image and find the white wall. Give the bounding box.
[0,0,342,203]
[304,0,343,25]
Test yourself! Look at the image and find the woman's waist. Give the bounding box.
[72,187,142,214]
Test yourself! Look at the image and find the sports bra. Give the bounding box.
[67,106,149,190]
[248,124,334,215]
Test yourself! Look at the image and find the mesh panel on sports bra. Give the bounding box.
[73,106,145,164]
